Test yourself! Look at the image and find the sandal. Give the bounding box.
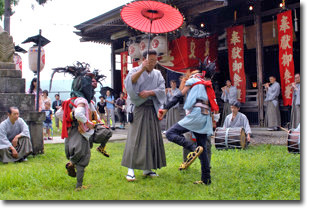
[96,145,110,157]
[178,162,186,170]
[143,171,158,177]
[65,162,76,177]
[179,146,204,170]
[126,174,136,182]
[75,185,89,191]
[193,179,211,185]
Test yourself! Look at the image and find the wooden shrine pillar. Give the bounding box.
[111,42,116,89]
[255,0,265,127]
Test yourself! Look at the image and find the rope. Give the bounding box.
[225,128,230,148]
[287,132,300,152]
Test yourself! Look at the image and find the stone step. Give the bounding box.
[0,77,25,93]
[0,69,21,78]
[0,62,16,70]
[0,110,45,123]
[0,93,35,114]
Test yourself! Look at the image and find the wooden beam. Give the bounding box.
[186,1,227,17]
[215,2,300,30]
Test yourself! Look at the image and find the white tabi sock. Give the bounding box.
[127,168,135,177]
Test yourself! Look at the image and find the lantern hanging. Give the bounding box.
[139,38,151,56]
[128,43,141,61]
[28,46,45,73]
[151,36,167,56]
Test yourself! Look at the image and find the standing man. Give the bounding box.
[165,80,181,131]
[105,90,115,130]
[122,50,166,182]
[115,92,126,129]
[220,80,238,126]
[290,73,300,129]
[264,76,281,131]
[96,96,107,125]
[52,94,62,132]
[0,107,32,163]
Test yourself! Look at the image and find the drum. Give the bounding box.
[214,127,247,150]
[287,130,300,153]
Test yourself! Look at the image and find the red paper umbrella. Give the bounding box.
[121,1,184,34]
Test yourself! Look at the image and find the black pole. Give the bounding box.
[36,29,42,111]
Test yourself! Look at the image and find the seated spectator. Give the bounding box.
[42,102,53,140]
[223,101,251,142]
[0,107,33,163]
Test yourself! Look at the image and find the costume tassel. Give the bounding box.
[294,9,298,32]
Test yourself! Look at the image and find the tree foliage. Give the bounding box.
[0,0,48,19]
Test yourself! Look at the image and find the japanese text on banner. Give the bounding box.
[226,25,246,103]
[277,10,295,106]
[121,51,128,99]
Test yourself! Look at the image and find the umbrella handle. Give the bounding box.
[146,20,153,57]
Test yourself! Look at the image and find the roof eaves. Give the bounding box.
[74,4,124,30]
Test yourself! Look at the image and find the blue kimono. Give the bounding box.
[178,78,213,135]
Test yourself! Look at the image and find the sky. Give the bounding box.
[0,0,130,87]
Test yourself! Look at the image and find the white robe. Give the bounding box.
[0,118,30,149]
[125,65,166,113]
[265,81,280,107]
[221,86,238,104]
[223,112,252,135]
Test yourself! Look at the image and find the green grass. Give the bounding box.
[51,117,62,137]
[0,143,300,200]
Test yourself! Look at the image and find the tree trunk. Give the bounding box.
[4,0,11,34]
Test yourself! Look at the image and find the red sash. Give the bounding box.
[191,80,219,112]
[61,97,77,139]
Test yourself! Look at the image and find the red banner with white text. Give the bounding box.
[159,35,218,73]
[226,25,246,103]
[277,10,295,106]
[120,51,128,99]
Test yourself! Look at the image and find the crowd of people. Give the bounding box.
[0,49,300,191]
[25,77,129,140]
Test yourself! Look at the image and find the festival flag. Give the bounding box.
[120,51,128,99]
[159,35,218,73]
[277,10,295,106]
[226,25,246,103]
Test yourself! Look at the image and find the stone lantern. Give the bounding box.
[0,28,45,155]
